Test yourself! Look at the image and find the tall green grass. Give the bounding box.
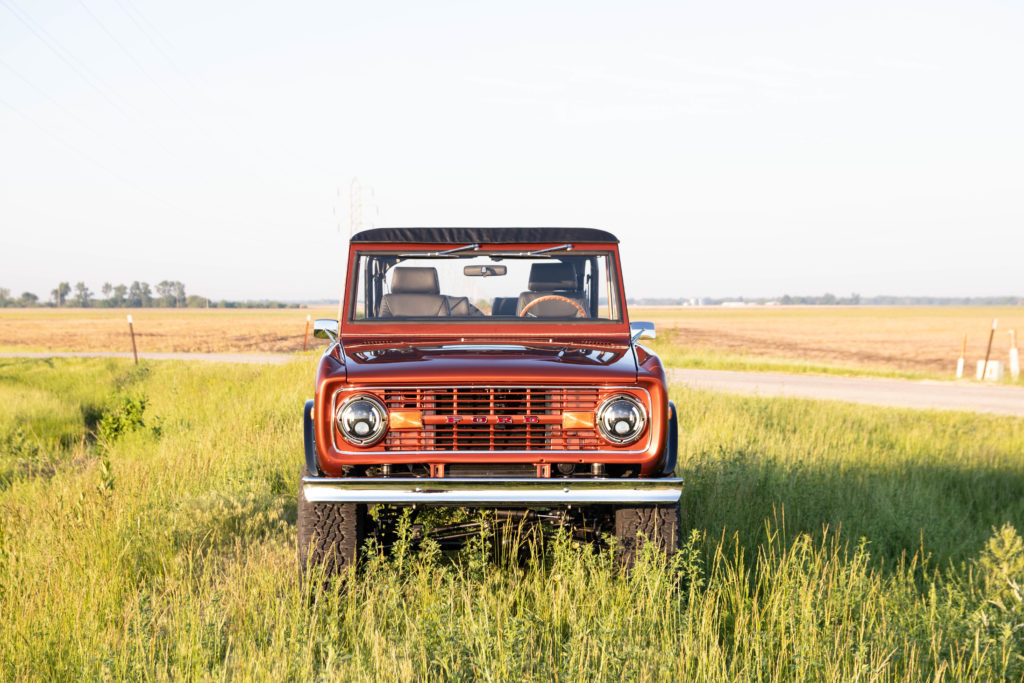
[1,358,1022,680]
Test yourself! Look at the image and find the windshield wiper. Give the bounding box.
[397,242,574,259]
[489,243,574,258]
[529,243,573,256]
[398,243,479,258]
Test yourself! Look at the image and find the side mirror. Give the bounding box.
[630,321,656,343]
[313,318,339,341]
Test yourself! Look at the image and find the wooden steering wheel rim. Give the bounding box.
[518,295,588,318]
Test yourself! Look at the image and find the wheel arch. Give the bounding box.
[303,399,321,476]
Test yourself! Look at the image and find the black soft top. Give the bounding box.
[350,227,618,244]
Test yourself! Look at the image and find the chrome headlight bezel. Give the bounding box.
[596,394,648,445]
[336,394,388,446]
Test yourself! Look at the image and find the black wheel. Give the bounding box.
[614,504,681,567]
[297,467,367,579]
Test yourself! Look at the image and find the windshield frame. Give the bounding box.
[340,241,632,341]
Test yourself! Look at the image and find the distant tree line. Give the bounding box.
[854,295,1024,306]
[0,282,302,309]
[779,293,862,305]
[629,294,1024,306]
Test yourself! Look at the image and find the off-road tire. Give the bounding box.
[297,468,367,579]
[614,504,681,567]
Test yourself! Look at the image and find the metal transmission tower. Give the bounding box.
[333,187,342,233]
[335,177,362,322]
[349,177,362,236]
[334,177,380,320]
[335,177,379,234]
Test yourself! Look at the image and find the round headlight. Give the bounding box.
[596,394,647,445]
[336,395,388,446]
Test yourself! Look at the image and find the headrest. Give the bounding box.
[528,263,578,291]
[390,267,440,294]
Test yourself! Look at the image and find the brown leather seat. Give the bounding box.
[379,267,485,318]
[516,263,587,318]
[380,267,449,317]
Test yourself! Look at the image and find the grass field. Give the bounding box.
[2,357,1022,679]
[2,306,1022,382]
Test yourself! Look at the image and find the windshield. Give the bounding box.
[348,250,622,322]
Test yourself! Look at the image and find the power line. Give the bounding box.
[81,0,314,204]
[0,54,186,184]
[69,0,224,154]
[0,68,292,236]
[0,0,300,233]
[0,0,132,120]
[71,1,227,184]
[76,0,172,99]
[0,12,202,196]
[0,0,264,219]
[78,0,310,204]
[0,55,115,145]
[110,0,187,79]
[119,0,176,52]
[0,90,285,233]
[0,92,165,204]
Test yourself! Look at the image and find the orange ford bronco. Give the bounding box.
[299,228,681,575]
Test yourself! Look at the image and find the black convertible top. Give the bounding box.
[350,227,618,244]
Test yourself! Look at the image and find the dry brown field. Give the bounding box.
[1,306,1022,377]
[0,307,339,354]
[634,305,1024,376]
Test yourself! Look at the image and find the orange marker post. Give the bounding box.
[303,314,312,351]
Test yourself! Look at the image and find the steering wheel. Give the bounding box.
[518,295,588,318]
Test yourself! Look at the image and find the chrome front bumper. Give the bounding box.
[301,476,682,506]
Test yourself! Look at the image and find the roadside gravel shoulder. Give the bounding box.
[669,368,1024,417]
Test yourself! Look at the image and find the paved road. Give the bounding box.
[3,352,1022,416]
[669,368,1024,417]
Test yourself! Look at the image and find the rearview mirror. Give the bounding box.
[630,321,656,342]
[464,265,507,277]
[313,318,339,341]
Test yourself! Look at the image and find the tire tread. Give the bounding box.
[614,503,681,567]
[297,468,366,577]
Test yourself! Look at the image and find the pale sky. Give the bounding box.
[1,0,1021,301]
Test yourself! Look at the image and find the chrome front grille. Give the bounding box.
[381,386,603,452]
